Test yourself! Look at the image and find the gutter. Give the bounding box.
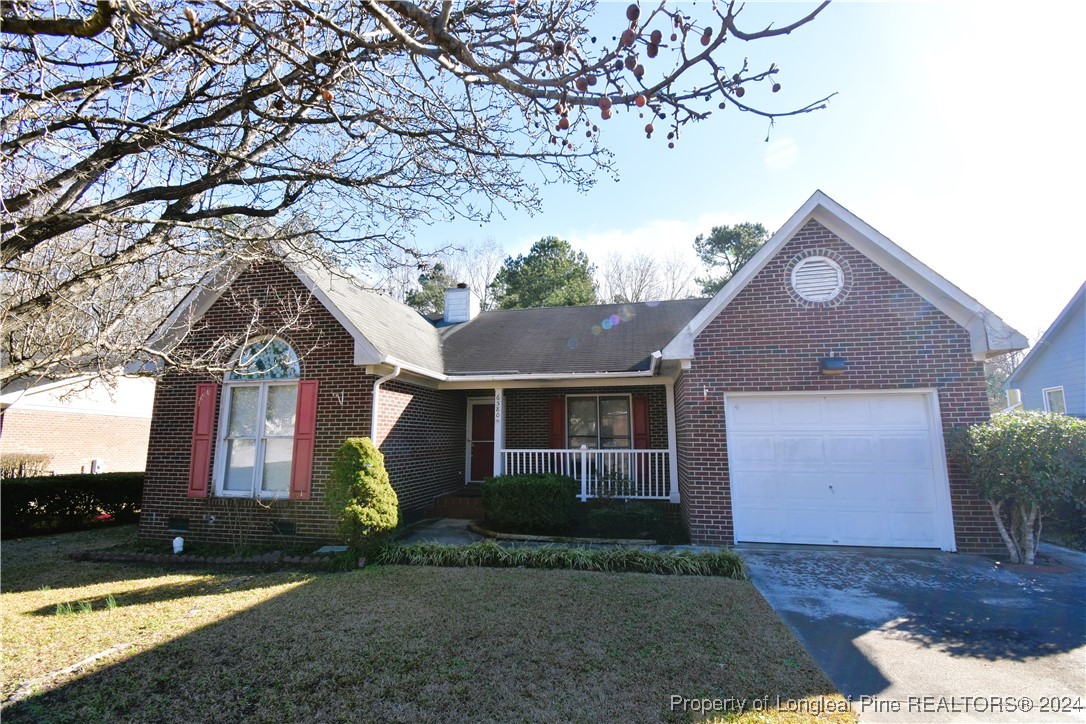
[370,364,401,443]
[376,354,664,384]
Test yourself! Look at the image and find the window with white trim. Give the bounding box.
[216,337,300,497]
[567,395,631,449]
[1043,386,1067,414]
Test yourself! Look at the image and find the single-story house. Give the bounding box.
[1,374,155,475]
[139,191,1027,553]
[1005,281,1085,417]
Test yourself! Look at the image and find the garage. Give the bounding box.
[725,391,955,550]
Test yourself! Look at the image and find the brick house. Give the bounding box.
[139,191,1026,552]
[1,374,155,474]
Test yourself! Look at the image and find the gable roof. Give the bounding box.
[143,254,446,376]
[1005,281,1085,387]
[442,299,709,375]
[662,190,1028,361]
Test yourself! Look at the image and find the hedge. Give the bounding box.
[481,473,579,533]
[1,472,143,539]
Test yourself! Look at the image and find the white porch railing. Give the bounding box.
[501,447,672,501]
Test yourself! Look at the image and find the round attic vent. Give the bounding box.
[790,256,844,302]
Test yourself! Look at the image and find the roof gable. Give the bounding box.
[1006,281,1085,386]
[663,190,1027,361]
[144,256,445,375]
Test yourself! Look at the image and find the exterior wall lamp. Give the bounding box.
[818,356,848,375]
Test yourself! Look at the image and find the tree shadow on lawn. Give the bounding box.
[4,566,857,723]
[22,573,299,617]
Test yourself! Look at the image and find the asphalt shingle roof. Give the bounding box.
[440,299,709,375]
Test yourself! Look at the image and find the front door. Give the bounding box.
[469,401,495,482]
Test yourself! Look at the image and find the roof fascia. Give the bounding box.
[1006,281,1085,385]
[662,190,1028,360]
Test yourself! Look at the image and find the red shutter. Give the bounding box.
[187,383,219,498]
[548,396,566,449]
[290,380,319,500]
[632,395,650,449]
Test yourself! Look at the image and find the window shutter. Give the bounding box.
[187,383,219,498]
[632,395,650,449]
[290,380,319,500]
[549,397,565,449]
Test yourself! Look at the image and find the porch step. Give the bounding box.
[425,488,484,520]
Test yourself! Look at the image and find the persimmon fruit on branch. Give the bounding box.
[0,0,831,383]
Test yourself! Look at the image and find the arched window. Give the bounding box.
[216,337,301,497]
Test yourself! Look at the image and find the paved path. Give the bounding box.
[742,545,1086,723]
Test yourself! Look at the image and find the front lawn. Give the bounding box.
[1,527,854,722]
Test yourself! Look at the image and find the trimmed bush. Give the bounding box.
[948,411,1086,564]
[1,472,143,538]
[481,474,578,533]
[372,540,747,579]
[325,437,399,546]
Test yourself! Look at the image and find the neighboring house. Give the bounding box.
[0,374,156,474]
[1005,282,1085,417]
[139,191,1027,553]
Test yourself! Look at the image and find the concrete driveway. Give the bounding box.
[742,545,1086,722]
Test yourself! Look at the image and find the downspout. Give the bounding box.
[370,365,401,445]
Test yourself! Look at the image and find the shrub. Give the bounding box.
[371,540,747,579]
[586,502,664,539]
[325,438,399,546]
[1,453,53,479]
[1,472,143,538]
[481,474,578,533]
[948,411,1086,564]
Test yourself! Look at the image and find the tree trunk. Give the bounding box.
[988,499,1021,563]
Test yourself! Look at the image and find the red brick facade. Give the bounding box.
[675,219,1001,553]
[139,263,465,545]
[0,408,150,474]
[504,385,668,450]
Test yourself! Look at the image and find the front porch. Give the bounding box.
[458,383,680,504]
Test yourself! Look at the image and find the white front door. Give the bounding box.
[725,391,954,550]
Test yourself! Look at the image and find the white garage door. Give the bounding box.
[726,392,953,549]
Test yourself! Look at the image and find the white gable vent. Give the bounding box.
[791,256,844,302]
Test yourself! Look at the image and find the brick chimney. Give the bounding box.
[443,283,481,324]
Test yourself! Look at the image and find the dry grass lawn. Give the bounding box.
[1,527,854,723]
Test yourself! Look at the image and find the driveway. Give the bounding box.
[742,545,1086,722]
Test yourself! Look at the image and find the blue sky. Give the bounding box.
[411,1,1085,343]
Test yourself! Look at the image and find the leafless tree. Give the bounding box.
[659,248,698,299]
[1,0,831,384]
[442,238,506,310]
[599,251,659,303]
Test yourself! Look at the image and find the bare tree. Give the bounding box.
[1,0,831,383]
[659,248,698,299]
[442,238,506,311]
[600,252,660,303]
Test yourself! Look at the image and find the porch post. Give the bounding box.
[665,380,681,504]
[579,444,588,502]
[492,386,505,477]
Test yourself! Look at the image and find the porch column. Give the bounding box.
[665,381,681,504]
[492,386,505,477]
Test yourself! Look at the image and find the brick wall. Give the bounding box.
[376,380,466,511]
[678,219,1001,553]
[139,262,463,545]
[0,409,150,474]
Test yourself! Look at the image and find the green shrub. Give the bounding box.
[1,472,143,538]
[325,438,399,546]
[481,474,578,533]
[1,453,53,479]
[371,540,747,579]
[948,411,1086,564]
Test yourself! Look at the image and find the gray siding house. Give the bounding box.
[1006,282,1085,417]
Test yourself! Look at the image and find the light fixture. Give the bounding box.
[819,356,847,375]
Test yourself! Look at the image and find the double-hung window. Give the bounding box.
[567,395,632,449]
[216,337,300,498]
